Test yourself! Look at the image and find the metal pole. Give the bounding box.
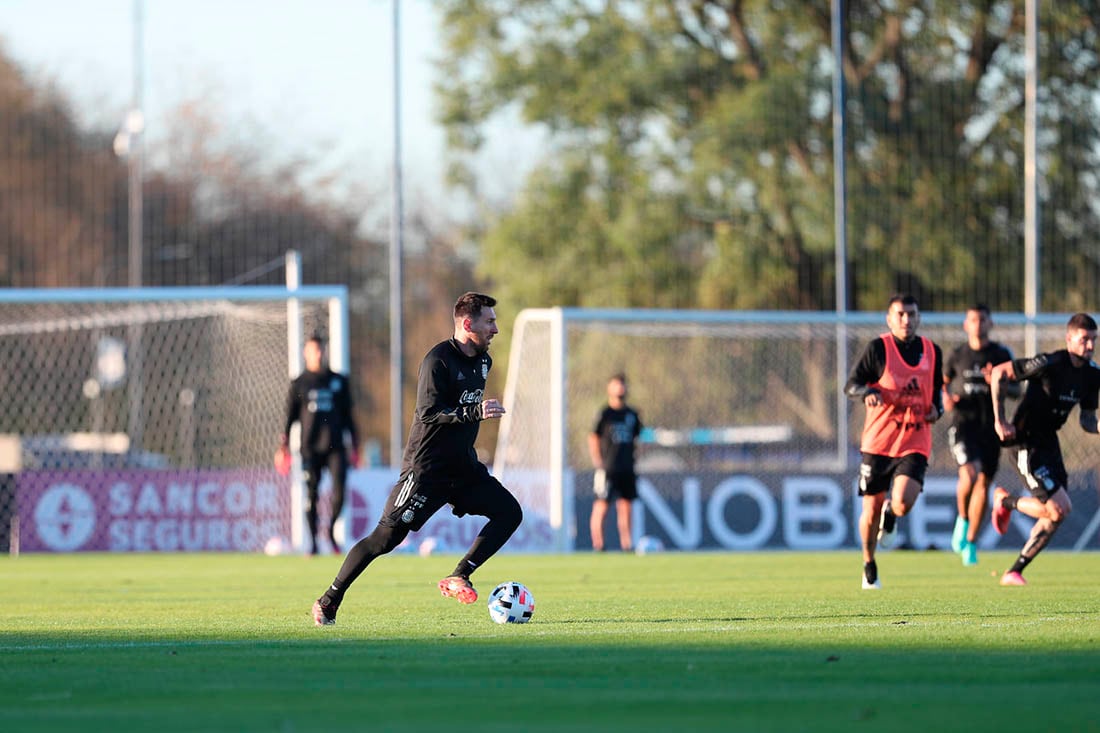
[286,251,304,552]
[549,309,568,550]
[286,250,303,377]
[389,0,406,468]
[126,0,145,453]
[128,0,144,290]
[1023,0,1039,355]
[831,0,850,471]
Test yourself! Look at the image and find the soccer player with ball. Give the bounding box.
[311,292,523,626]
[988,312,1100,586]
[846,295,944,590]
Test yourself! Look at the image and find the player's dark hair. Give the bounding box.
[306,333,325,347]
[1067,313,1098,332]
[454,292,497,320]
[887,294,918,310]
[967,303,990,317]
[609,372,627,384]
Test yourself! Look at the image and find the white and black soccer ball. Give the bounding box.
[487,581,535,624]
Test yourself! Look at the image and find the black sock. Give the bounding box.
[864,560,877,584]
[321,579,346,608]
[1002,495,1018,510]
[451,560,477,579]
[1009,554,1032,574]
[881,505,896,532]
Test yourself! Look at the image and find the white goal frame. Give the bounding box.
[0,284,349,554]
[493,307,1087,552]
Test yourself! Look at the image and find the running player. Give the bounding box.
[942,305,1016,566]
[846,294,944,589]
[310,292,522,625]
[988,312,1100,586]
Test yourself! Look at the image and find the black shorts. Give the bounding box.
[593,470,637,501]
[1010,440,1067,501]
[380,466,514,531]
[947,423,1001,477]
[858,453,928,496]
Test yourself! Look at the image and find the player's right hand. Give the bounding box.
[274,446,292,476]
[995,420,1016,445]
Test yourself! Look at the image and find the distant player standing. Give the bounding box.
[311,292,522,625]
[988,312,1100,586]
[846,295,944,589]
[276,334,360,556]
[588,373,643,552]
[942,305,1016,566]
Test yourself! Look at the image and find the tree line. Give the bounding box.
[437,0,1100,314]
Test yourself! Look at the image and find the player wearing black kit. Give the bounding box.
[942,305,1016,566]
[588,373,643,552]
[277,335,360,555]
[989,313,1100,586]
[311,292,522,626]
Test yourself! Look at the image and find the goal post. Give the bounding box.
[494,308,1100,553]
[0,285,348,554]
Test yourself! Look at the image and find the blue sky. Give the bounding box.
[0,0,529,218]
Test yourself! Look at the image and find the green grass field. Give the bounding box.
[2,550,1098,732]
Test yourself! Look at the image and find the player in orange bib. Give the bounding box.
[846,295,944,589]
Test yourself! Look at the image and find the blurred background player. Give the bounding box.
[989,313,1100,586]
[588,373,643,552]
[943,305,1017,566]
[310,292,522,626]
[846,295,944,589]
[276,334,360,556]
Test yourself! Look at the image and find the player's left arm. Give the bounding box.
[1080,371,1100,434]
[1080,410,1098,434]
[925,343,945,423]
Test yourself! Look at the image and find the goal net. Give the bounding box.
[494,309,1100,552]
[0,286,348,554]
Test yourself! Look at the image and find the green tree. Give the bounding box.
[438,1,1100,312]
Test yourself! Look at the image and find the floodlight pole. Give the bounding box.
[831,0,850,471]
[389,0,406,468]
[1023,0,1039,355]
[126,0,146,453]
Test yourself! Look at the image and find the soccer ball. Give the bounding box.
[487,581,535,624]
[263,535,289,556]
[635,535,665,555]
